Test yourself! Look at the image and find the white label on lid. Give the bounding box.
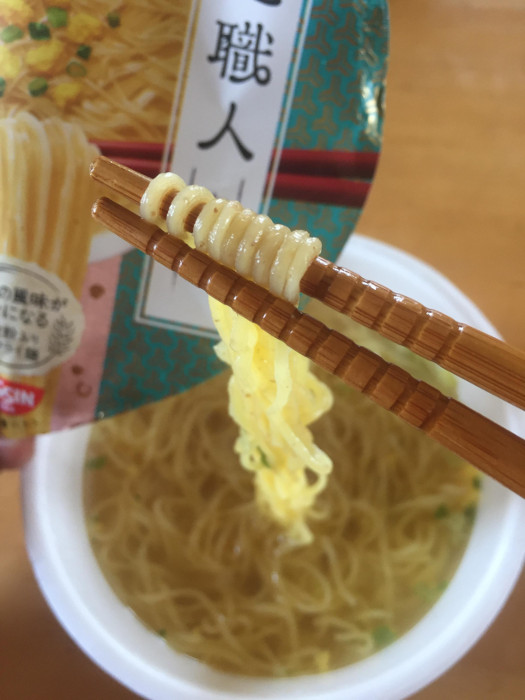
[170,0,307,207]
[136,0,311,336]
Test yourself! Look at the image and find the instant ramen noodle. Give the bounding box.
[84,311,481,677]
[84,171,482,677]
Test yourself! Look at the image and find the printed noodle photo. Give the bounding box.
[0,0,194,140]
[0,111,100,436]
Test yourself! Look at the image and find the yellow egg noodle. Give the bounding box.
[0,111,99,435]
[140,173,323,305]
[0,0,190,140]
[85,360,480,676]
[140,173,330,544]
[211,304,333,545]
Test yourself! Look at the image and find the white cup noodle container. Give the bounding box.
[22,235,525,700]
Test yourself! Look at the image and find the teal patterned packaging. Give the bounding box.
[0,0,388,435]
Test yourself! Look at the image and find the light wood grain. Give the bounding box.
[302,260,525,410]
[92,195,525,497]
[92,154,525,411]
[1,1,524,699]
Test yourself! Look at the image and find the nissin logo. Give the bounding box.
[0,378,44,415]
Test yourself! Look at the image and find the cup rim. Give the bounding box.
[22,234,525,700]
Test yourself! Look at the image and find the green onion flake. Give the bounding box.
[464,503,477,523]
[257,446,271,468]
[28,22,51,40]
[1,25,24,43]
[0,77,5,97]
[76,44,92,61]
[373,625,395,648]
[107,12,120,28]
[434,504,450,519]
[47,7,68,29]
[85,455,107,470]
[28,77,48,96]
[66,61,87,78]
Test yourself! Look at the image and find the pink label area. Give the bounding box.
[51,254,122,432]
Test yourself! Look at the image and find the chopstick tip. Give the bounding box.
[89,154,110,178]
[90,156,101,180]
[91,196,112,221]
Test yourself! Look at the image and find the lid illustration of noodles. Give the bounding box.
[0,0,388,436]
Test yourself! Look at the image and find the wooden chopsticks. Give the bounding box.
[91,155,525,412]
[90,156,525,498]
[92,142,375,208]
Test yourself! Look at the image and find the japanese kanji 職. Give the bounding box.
[208,20,274,85]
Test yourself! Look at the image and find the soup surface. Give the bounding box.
[84,320,480,676]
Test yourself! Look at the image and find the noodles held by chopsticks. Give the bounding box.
[140,173,330,543]
[84,167,481,677]
[140,172,322,304]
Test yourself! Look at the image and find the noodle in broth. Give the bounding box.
[85,169,481,676]
[85,336,480,676]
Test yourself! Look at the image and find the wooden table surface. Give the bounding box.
[1,1,524,698]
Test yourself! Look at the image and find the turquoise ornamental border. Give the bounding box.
[95,250,223,419]
[96,1,389,419]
